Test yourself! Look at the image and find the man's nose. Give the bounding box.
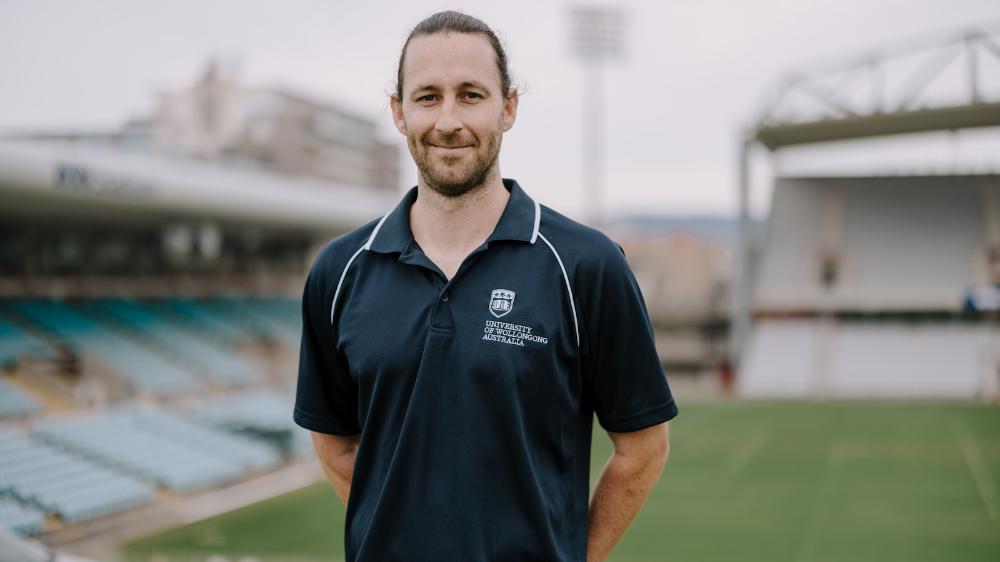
[434,99,463,134]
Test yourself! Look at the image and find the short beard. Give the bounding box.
[409,128,502,198]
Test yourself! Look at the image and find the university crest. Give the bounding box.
[489,289,515,318]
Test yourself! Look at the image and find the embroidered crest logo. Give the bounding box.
[489,289,515,318]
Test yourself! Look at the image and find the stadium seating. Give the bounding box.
[200,298,300,348]
[33,407,280,492]
[153,298,254,346]
[0,379,42,419]
[0,316,55,365]
[8,300,201,396]
[185,390,312,457]
[0,427,154,524]
[141,297,300,350]
[235,298,301,346]
[256,297,301,326]
[88,299,260,387]
[125,407,282,471]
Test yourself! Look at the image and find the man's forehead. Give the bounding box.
[402,32,502,93]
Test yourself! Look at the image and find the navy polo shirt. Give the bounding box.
[294,179,677,562]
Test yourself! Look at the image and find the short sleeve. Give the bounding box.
[293,255,361,435]
[579,245,678,432]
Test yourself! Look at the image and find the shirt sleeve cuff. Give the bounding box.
[293,407,361,436]
[597,399,678,433]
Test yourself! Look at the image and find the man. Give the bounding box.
[294,11,677,562]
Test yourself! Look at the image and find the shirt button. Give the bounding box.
[440,292,450,303]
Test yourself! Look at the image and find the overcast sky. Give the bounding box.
[1,0,998,219]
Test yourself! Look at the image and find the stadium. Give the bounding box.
[2,8,999,562]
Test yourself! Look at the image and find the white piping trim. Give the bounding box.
[330,245,366,324]
[363,213,390,250]
[537,232,580,347]
[331,213,389,323]
[529,200,541,244]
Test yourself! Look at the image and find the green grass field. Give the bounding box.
[121,402,1000,562]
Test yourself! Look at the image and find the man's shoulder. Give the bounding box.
[536,205,628,273]
[308,217,383,280]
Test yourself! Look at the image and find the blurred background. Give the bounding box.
[1,1,998,561]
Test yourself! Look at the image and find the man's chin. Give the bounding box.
[426,178,478,197]
[421,169,485,197]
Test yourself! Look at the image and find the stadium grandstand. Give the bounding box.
[1,19,998,562]
[0,62,398,561]
[734,25,1000,399]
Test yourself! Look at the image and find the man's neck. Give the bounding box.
[409,171,510,278]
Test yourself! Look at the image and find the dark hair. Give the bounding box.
[395,11,513,101]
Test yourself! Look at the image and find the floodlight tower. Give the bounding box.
[568,5,626,227]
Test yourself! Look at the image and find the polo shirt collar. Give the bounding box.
[366,178,540,254]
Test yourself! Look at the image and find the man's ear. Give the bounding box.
[501,88,519,132]
[390,95,407,135]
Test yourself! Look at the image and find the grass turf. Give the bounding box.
[121,401,1000,562]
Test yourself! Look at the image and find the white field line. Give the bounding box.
[796,440,847,562]
[727,425,770,477]
[951,419,998,521]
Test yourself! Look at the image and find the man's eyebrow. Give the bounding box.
[458,81,488,91]
[411,84,441,93]
[410,81,490,94]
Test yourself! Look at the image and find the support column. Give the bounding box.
[732,136,754,369]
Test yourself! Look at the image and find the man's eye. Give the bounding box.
[463,92,483,100]
[418,95,436,102]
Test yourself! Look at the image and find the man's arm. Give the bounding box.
[311,431,361,505]
[587,421,671,562]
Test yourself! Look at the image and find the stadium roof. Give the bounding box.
[752,25,1000,149]
[0,139,396,234]
[755,101,1000,149]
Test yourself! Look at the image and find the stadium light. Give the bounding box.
[568,5,626,227]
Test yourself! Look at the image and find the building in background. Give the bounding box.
[8,59,400,192]
[152,60,399,191]
[608,216,746,384]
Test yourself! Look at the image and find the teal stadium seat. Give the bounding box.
[89,299,260,387]
[33,407,280,492]
[0,427,154,523]
[10,300,201,396]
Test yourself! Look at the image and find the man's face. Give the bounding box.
[392,32,518,197]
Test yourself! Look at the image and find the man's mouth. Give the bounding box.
[431,146,470,152]
[427,142,473,152]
